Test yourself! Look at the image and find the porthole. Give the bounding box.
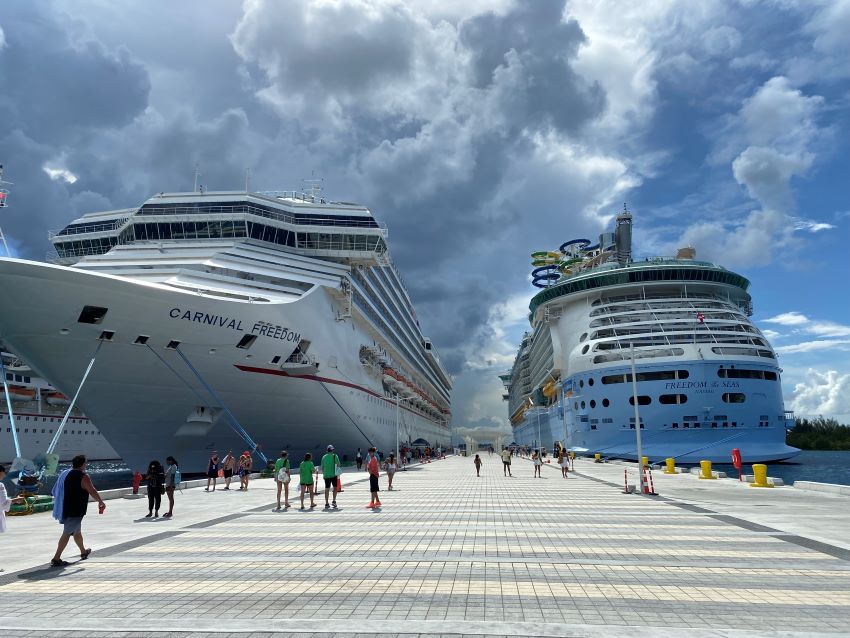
[579,333,588,342]
[589,400,596,408]
[581,345,589,354]
[588,378,594,387]
[580,401,586,409]
[574,402,578,410]
[602,398,610,407]
[579,379,584,388]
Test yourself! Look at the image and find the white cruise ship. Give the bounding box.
[501,208,799,464]
[1,349,119,465]
[0,189,452,472]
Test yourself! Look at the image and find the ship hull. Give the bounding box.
[0,258,449,472]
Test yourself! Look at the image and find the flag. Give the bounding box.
[696,312,705,323]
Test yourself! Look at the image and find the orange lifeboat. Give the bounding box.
[45,391,72,407]
[1,385,36,402]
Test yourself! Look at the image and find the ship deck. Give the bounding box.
[1,456,849,636]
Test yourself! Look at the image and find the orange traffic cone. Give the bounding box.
[337,475,344,492]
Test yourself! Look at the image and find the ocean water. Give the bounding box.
[710,450,850,486]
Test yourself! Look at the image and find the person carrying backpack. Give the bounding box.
[274,451,291,511]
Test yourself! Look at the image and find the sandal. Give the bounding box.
[80,548,91,560]
[50,559,69,567]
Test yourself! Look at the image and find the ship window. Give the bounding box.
[236,334,257,350]
[581,345,589,354]
[589,400,596,408]
[683,415,698,421]
[602,398,610,407]
[659,394,687,404]
[579,333,588,342]
[711,422,717,428]
[270,355,281,364]
[24,376,30,383]
[98,330,115,341]
[628,396,651,406]
[722,393,746,403]
[14,374,21,382]
[580,401,586,409]
[579,380,584,388]
[78,305,108,325]
[764,371,777,380]
[166,340,181,350]
[134,335,150,345]
[672,422,678,428]
[588,378,594,387]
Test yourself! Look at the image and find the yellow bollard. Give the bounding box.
[594,453,602,463]
[699,459,716,480]
[664,458,676,474]
[749,464,774,488]
[569,451,575,460]
[641,456,649,468]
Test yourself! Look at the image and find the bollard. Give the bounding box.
[749,464,774,488]
[643,467,657,495]
[624,468,630,493]
[641,456,649,469]
[698,459,716,480]
[594,453,602,463]
[664,458,676,474]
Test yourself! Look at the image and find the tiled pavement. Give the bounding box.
[2,455,850,637]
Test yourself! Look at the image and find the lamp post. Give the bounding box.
[629,343,646,494]
[394,393,418,464]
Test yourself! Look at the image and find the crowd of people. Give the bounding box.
[474,446,575,478]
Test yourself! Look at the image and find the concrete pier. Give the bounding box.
[1,455,849,636]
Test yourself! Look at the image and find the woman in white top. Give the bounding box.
[385,454,398,490]
[559,450,569,478]
[0,464,24,533]
[532,451,542,478]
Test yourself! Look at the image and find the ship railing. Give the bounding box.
[285,351,316,366]
[48,218,129,239]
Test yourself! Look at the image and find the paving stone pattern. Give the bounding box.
[2,455,850,636]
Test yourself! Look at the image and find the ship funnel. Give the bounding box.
[614,204,632,266]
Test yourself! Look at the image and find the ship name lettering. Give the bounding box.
[251,322,300,342]
[664,381,707,390]
[169,308,244,331]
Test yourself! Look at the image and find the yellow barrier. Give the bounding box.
[594,453,602,463]
[749,464,773,488]
[664,458,676,474]
[641,456,649,468]
[698,459,716,480]
[569,451,575,460]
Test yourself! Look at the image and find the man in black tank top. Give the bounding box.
[51,455,106,567]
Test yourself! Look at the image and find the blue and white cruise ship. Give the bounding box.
[0,188,452,472]
[500,209,799,464]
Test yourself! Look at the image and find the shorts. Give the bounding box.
[324,476,337,488]
[503,460,511,466]
[300,482,313,487]
[207,469,218,479]
[369,474,379,492]
[224,469,233,478]
[63,516,83,535]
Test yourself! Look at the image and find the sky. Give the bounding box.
[1,0,849,440]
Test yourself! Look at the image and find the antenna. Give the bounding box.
[193,164,201,193]
[0,165,13,255]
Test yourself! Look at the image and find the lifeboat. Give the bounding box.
[542,381,557,399]
[1,385,36,402]
[45,392,71,407]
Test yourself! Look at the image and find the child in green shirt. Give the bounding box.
[299,453,316,510]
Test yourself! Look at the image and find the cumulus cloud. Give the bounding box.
[789,369,850,417]
[764,312,810,326]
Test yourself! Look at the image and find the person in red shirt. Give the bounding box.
[365,447,381,508]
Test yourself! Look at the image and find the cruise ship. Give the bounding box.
[500,208,799,464]
[0,188,452,472]
[1,349,119,466]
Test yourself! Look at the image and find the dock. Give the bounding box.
[2,454,850,636]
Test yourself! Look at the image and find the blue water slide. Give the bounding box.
[531,264,560,288]
[559,238,591,254]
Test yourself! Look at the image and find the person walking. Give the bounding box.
[50,455,106,567]
[501,447,512,477]
[385,454,398,490]
[221,450,236,490]
[163,456,179,518]
[299,453,316,510]
[365,447,381,508]
[558,449,569,478]
[320,445,341,509]
[355,448,363,471]
[0,464,24,533]
[144,460,165,518]
[238,451,253,490]
[274,451,291,511]
[205,452,220,492]
[473,454,482,477]
[532,450,542,478]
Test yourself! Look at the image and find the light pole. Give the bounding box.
[394,393,418,464]
[629,343,646,494]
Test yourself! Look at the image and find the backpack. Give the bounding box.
[174,469,182,486]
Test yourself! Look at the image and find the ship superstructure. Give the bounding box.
[0,189,451,471]
[501,208,799,463]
